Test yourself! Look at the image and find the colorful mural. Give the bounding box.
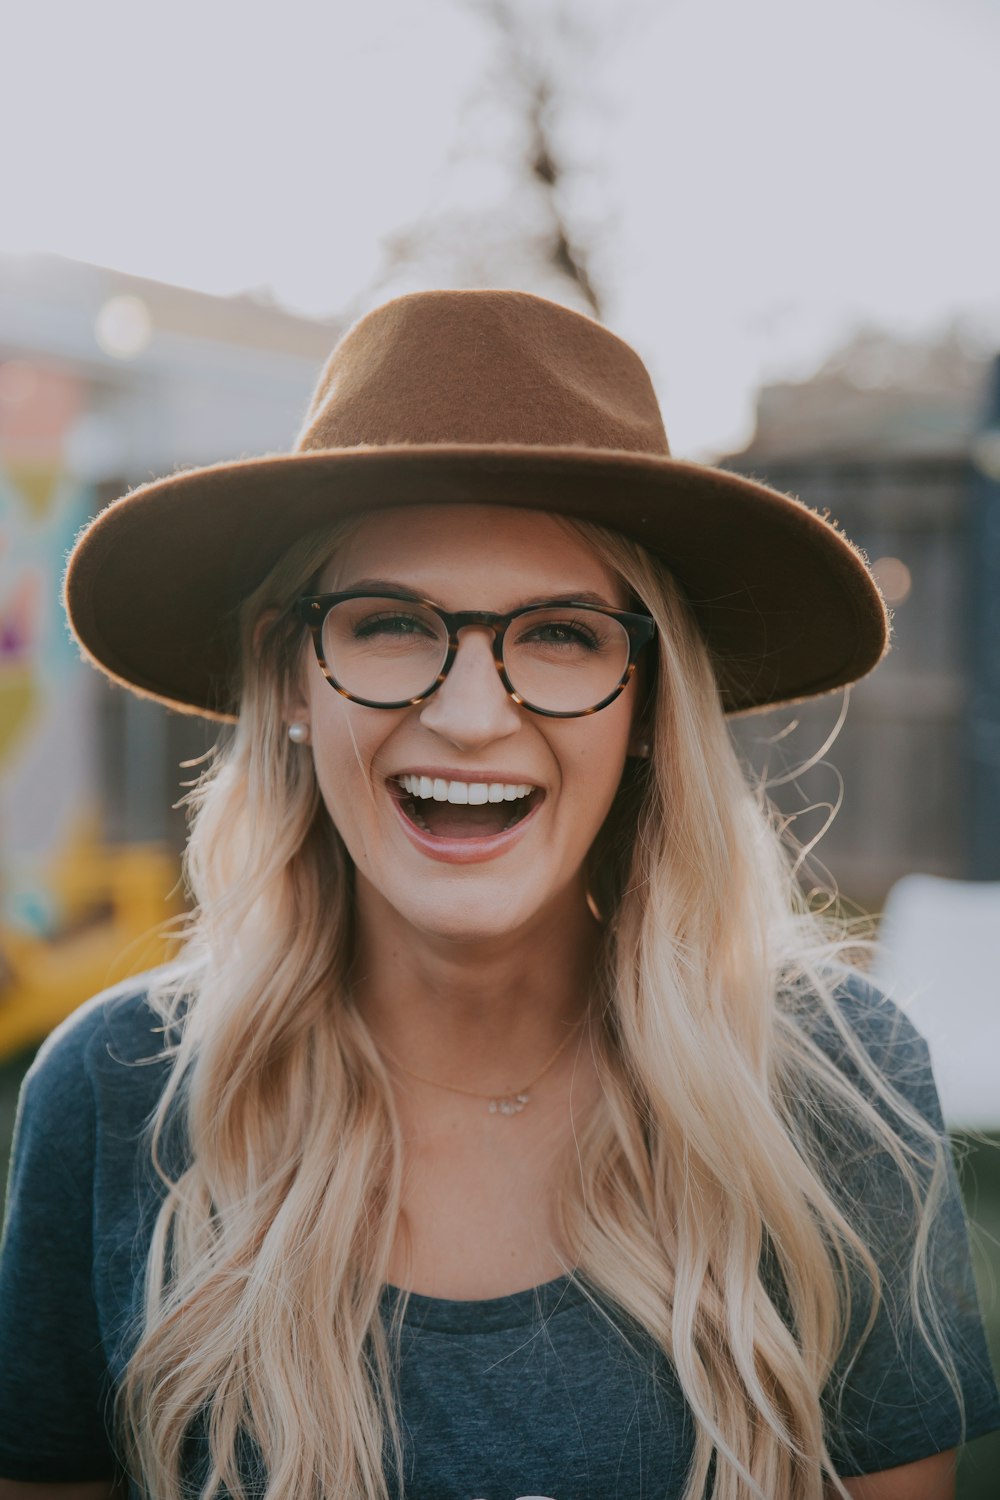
[0,359,182,1056]
[0,568,40,764]
[1,361,95,929]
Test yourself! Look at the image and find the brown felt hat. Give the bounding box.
[63,288,889,720]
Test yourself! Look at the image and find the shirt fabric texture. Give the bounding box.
[0,970,998,1499]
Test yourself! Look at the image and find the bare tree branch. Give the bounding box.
[352,0,659,320]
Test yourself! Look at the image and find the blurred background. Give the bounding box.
[1,0,998,1488]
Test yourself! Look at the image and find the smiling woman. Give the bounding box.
[275,506,647,943]
[0,290,997,1500]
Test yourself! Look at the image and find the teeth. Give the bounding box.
[398,774,535,804]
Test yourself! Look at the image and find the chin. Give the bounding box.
[395,889,539,946]
[417,911,534,947]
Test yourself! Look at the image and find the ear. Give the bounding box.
[253,606,311,731]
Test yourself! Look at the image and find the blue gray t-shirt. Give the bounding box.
[0,973,998,1498]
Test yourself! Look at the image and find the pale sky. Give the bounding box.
[3,0,998,456]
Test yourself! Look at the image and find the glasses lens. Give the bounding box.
[504,606,631,713]
[322,597,448,703]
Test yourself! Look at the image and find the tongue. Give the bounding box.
[415,799,521,839]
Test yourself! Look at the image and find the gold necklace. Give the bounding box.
[384,1020,585,1116]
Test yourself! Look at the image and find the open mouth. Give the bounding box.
[389,775,543,841]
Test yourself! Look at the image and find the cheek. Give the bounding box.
[305,696,403,844]
[310,745,388,876]
[557,718,633,827]
[304,692,368,807]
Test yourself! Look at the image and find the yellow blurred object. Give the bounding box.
[0,828,184,1061]
[0,665,39,763]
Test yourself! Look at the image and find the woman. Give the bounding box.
[0,289,997,1500]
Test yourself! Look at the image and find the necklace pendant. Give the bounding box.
[489,1093,530,1115]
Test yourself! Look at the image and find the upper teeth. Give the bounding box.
[398,775,535,804]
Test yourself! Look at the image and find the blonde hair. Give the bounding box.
[119,513,958,1500]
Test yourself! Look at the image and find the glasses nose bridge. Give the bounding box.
[445,609,509,666]
[423,610,521,731]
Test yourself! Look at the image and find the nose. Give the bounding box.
[417,625,522,748]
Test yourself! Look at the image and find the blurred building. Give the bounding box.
[0,253,339,980]
[723,326,1000,907]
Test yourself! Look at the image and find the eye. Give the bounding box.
[515,615,603,652]
[351,610,438,641]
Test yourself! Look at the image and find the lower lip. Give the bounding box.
[388,786,544,864]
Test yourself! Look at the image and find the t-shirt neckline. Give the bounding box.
[381,1272,587,1333]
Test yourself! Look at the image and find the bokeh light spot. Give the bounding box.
[94,295,152,359]
[872,556,912,605]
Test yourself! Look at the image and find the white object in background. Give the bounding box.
[872,874,1000,1130]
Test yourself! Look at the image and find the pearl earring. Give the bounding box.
[287,722,310,744]
[633,738,651,758]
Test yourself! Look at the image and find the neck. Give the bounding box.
[349,876,602,1095]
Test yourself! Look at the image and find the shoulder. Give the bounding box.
[802,965,923,1052]
[0,975,181,1475]
[782,967,946,1141]
[16,967,179,1150]
[795,967,933,1079]
[25,965,174,1082]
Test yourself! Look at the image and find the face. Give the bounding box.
[286,504,646,946]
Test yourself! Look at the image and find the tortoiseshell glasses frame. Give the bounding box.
[294,590,656,718]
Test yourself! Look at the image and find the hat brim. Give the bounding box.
[63,443,889,720]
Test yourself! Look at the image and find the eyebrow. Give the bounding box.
[333,578,621,610]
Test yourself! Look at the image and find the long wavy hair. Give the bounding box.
[119,513,958,1500]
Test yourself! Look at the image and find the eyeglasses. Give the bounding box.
[294,591,656,718]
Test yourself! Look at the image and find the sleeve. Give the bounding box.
[0,1020,119,1481]
[814,979,1000,1476]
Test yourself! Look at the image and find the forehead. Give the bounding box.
[317,504,627,607]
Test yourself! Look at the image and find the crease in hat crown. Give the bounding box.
[62,284,890,722]
[294,288,672,457]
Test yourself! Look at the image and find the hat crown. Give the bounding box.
[295,289,671,457]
